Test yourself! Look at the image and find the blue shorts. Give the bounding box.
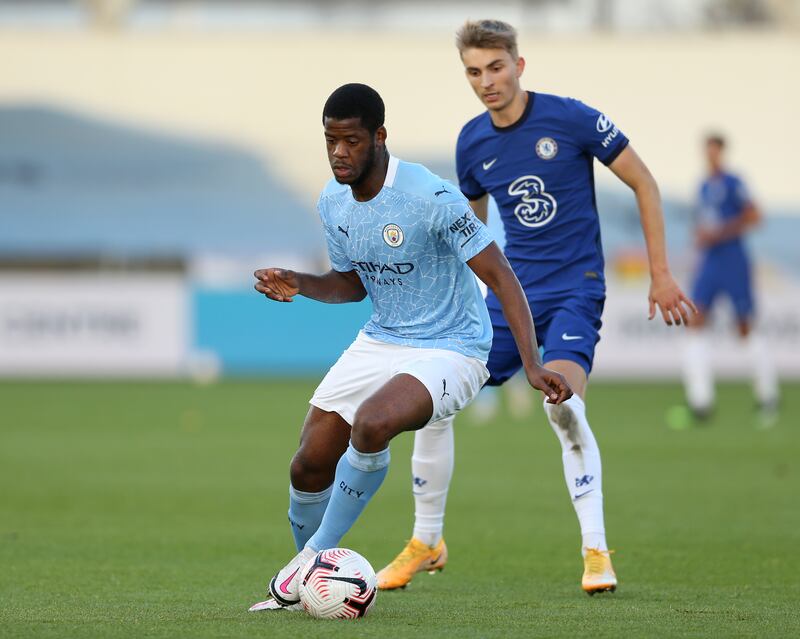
[692,251,754,320]
[485,288,605,386]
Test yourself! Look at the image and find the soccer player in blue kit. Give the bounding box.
[377,20,696,595]
[679,133,779,426]
[248,83,572,612]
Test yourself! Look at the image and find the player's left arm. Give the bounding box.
[468,243,572,404]
[608,145,698,326]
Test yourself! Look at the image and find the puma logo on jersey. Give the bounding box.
[435,186,451,197]
[337,225,350,238]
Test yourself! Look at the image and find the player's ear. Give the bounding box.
[374,126,387,147]
[516,56,526,78]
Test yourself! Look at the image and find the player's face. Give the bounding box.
[461,47,525,112]
[324,117,385,186]
[705,141,723,172]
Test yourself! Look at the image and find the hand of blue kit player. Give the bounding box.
[695,227,721,249]
[648,271,697,326]
[254,268,300,303]
[526,364,573,404]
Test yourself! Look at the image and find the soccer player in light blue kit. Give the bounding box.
[378,20,696,595]
[248,83,572,612]
[680,133,779,426]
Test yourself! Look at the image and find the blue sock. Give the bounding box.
[305,443,390,551]
[288,484,332,551]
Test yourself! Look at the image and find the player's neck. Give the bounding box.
[351,149,390,202]
[488,89,528,128]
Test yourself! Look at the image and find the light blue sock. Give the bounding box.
[305,443,390,551]
[288,484,332,551]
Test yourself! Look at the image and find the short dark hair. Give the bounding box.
[322,83,385,134]
[705,132,726,148]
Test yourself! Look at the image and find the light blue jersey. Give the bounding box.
[317,156,494,361]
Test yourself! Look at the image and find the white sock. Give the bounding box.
[469,386,499,423]
[684,330,714,412]
[411,415,454,547]
[745,334,779,405]
[543,395,607,554]
[506,373,534,420]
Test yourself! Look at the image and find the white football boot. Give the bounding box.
[248,598,304,612]
[267,547,316,607]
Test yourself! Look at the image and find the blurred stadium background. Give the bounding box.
[3,3,800,637]
[1,0,799,380]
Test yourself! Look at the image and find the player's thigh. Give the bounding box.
[310,332,394,426]
[394,348,489,424]
[541,291,604,385]
[722,257,756,323]
[351,373,436,452]
[692,259,723,314]
[485,318,524,387]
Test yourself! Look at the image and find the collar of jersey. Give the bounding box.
[490,91,535,133]
[347,155,399,204]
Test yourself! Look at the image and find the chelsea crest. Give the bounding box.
[535,137,558,160]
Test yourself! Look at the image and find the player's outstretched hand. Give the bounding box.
[648,271,697,326]
[254,268,300,303]
[526,365,573,404]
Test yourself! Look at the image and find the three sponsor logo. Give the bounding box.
[508,175,558,228]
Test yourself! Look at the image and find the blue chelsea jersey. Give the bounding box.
[697,171,751,258]
[317,156,494,361]
[456,92,629,297]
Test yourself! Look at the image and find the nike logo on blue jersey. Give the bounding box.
[573,489,594,500]
[482,158,498,170]
[561,333,582,341]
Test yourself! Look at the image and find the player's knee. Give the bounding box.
[290,450,335,491]
[351,407,395,452]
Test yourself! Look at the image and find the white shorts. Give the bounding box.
[310,332,489,426]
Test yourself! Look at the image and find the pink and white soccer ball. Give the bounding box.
[298,548,378,619]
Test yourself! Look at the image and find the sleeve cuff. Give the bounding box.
[601,138,629,166]
[461,189,486,201]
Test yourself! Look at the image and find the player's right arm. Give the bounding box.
[257,189,367,304]
[254,268,366,304]
[456,124,489,223]
[467,194,489,224]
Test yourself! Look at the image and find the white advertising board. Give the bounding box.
[0,274,188,376]
[595,274,800,379]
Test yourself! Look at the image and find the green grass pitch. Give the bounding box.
[1,380,798,638]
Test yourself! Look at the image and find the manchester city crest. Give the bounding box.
[383,223,404,247]
[535,137,558,160]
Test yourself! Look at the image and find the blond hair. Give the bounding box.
[456,19,518,58]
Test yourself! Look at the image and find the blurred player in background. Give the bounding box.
[378,19,695,595]
[676,133,779,427]
[249,83,571,611]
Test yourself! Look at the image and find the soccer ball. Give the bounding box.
[298,548,377,619]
